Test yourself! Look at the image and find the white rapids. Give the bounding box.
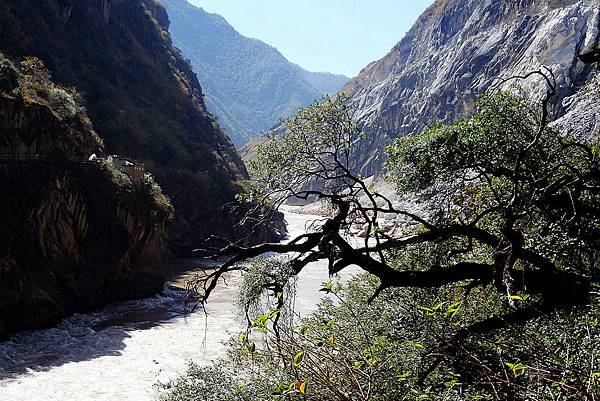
[0,208,361,401]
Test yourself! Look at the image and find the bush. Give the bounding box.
[161,274,600,400]
[162,86,600,400]
[100,160,174,221]
[13,57,87,121]
[47,86,82,117]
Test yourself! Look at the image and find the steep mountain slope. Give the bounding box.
[343,0,600,176]
[553,72,600,140]
[0,0,255,252]
[161,0,349,146]
[0,57,171,337]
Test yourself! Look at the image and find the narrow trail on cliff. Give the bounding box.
[0,209,360,401]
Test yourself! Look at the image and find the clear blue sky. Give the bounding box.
[188,0,434,77]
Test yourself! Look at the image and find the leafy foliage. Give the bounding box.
[178,75,600,399]
[237,257,297,320]
[16,57,89,121]
[98,159,173,222]
[248,94,363,204]
[162,275,599,400]
[386,90,600,287]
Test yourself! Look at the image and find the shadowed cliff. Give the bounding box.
[0,0,263,254]
[0,57,173,338]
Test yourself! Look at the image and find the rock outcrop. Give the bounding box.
[553,73,600,140]
[0,94,102,157]
[343,0,600,175]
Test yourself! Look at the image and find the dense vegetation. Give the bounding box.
[163,276,599,400]
[162,0,349,147]
[0,54,102,153]
[161,75,600,400]
[0,53,173,214]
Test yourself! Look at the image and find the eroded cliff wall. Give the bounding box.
[0,64,171,338]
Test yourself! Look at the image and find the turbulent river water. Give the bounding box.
[0,209,360,401]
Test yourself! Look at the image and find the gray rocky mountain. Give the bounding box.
[343,0,600,176]
[553,73,600,140]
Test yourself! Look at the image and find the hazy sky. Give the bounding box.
[187,0,434,77]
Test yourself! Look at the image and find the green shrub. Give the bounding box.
[161,88,600,400]
[161,274,599,401]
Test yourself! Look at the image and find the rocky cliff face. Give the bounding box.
[0,163,170,338]
[344,0,600,175]
[0,0,257,253]
[161,0,349,147]
[0,82,171,338]
[553,72,600,140]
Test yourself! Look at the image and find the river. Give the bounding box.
[0,209,360,401]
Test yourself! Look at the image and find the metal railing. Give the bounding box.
[0,154,101,163]
[0,154,145,176]
[0,153,48,161]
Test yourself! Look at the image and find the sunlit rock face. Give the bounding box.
[344,0,600,175]
[553,74,600,141]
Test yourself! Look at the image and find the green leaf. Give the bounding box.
[267,309,281,319]
[293,351,305,368]
[398,371,412,380]
[507,294,530,302]
[319,281,333,294]
[445,302,462,319]
[505,362,527,378]
[404,340,424,349]
[270,382,290,396]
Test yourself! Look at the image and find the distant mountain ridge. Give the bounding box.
[161,0,349,146]
[342,0,600,175]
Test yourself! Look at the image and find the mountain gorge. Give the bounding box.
[0,0,274,254]
[1,0,600,399]
[343,0,600,175]
[0,0,287,336]
[161,0,349,147]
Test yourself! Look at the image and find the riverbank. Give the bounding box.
[0,209,361,401]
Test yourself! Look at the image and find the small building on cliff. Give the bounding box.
[111,156,145,180]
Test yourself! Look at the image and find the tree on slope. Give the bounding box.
[186,73,600,399]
